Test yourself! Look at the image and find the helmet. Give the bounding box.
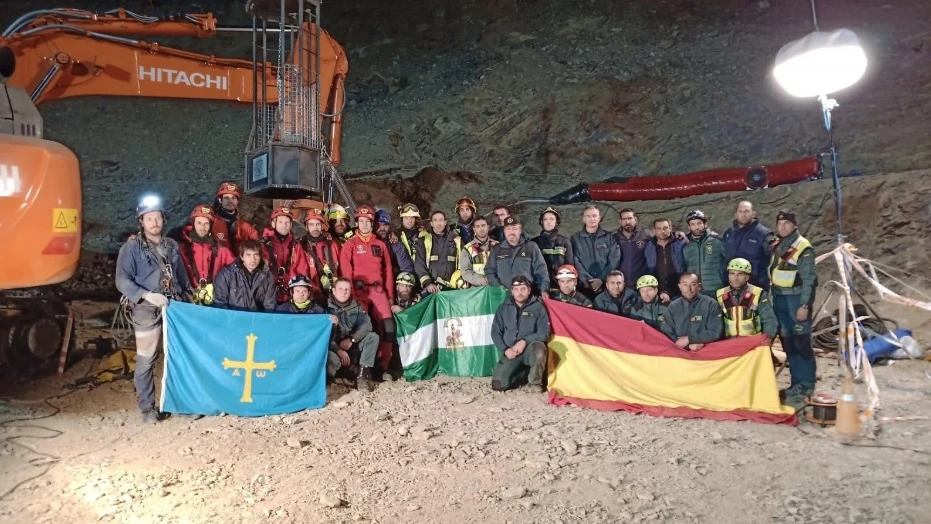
[399,203,421,218]
[270,206,293,222]
[555,264,578,280]
[327,204,349,220]
[303,208,326,225]
[448,270,469,289]
[189,204,216,223]
[456,197,476,213]
[396,272,416,286]
[686,209,708,223]
[539,206,561,227]
[375,209,391,224]
[355,205,376,221]
[216,182,242,199]
[727,258,753,274]
[136,194,165,219]
[636,275,659,289]
[288,274,312,289]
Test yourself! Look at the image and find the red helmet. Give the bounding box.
[270,206,294,222]
[355,205,375,221]
[189,204,216,223]
[303,208,326,225]
[217,182,242,199]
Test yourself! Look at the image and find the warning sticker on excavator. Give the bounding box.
[53,208,79,232]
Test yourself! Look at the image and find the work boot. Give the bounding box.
[141,409,159,424]
[356,367,374,392]
[527,344,548,392]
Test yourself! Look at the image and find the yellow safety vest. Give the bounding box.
[400,229,427,259]
[770,235,812,288]
[463,239,493,275]
[716,285,764,337]
[421,232,462,287]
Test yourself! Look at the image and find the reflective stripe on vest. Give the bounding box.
[770,235,812,288]
[464,239,491,275]
[716,285,763,337]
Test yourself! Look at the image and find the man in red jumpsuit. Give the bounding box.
[174,204,236,305]
[340,205,396,380]
[212,181,259,253]
[262,206,310,304]
[301,208,342,308]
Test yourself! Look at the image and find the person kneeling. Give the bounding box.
[554,265,592,307]
[328,278,380,391]
[276,275,325,314]
[629,275,668,331]
[490,276,551,392]
[660,272,723,351]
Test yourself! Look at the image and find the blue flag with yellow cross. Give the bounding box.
[161,301,331,416]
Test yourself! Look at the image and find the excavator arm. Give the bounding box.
[0,8,348,164]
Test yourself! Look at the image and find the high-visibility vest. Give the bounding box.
[770,235,812,288]
[400,228,427,259]
[716,285,764,337]
[422,233,461,265]
[463,239,493,275]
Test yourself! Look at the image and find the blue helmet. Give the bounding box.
[375,209,391,225]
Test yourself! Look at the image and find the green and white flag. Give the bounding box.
[396,287,507,381]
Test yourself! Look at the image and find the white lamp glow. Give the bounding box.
[773,29,867,98]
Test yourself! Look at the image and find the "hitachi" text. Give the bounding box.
[138,66,228,90]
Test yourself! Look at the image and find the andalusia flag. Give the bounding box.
[545,300,797,425]
[396,287,507,381]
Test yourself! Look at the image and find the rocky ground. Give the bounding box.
[2,0,931,522]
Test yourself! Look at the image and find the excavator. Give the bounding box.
[0,3,350,374]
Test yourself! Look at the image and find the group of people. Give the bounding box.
[115,182,817,424]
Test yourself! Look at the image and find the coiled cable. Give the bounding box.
[813,304,898,350]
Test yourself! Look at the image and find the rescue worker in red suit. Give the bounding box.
[173,204,236,305]
[212,182,259,254]
[339,205,396,381]
[301,208,341,309]
[262,206,310,305]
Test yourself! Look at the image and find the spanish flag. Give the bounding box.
[545,301,797,425]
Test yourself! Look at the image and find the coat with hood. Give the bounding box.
[173,224,236,286]
[327,295,373,352]
[722,218,775,289]
[532,229,575,289]
[212,207,259,254]
[570,227,621,292]
[212,260,277,312]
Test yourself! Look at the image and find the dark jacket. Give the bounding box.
[327,296,373,352]
[532,229,575,289]
[660,294,723,343]
[615,228,653,285]
[722,219,775,289]
[456,219,474,245]
[570,228,621,292]
[490,226,528,244]
[593,288,639,317]
[414,226,460,288]
[491,295,551,351]
[275,301,325,314]
[682,230,726,293]
[116,235,191,303]
[556,291,592,308]
[212,260,277,312]
[630,299,669,331]
[381,231,415,275]
[645,238,686,277]
[768,230,817,305]
[485,238,550,292]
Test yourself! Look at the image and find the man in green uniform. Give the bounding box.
[593,270,638,317]
[682,209,726,298]
[661,272,723,351]
[490,276,551,392]
[553,265,592,307]
[629,275,668,331]
[769,210,818,406]
[716,258,778,340]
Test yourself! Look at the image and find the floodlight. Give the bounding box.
[774,29,867,99]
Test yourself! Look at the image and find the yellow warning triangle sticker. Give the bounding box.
[55,212,67,229]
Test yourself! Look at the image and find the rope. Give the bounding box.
[812,304,897,351]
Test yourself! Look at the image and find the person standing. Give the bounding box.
[375,208,415,276]
[682,209,726,297]
[174,204,235,306]
[615,208,652,285]
[300,208,341,308]
[414,211,462,294]
[397,203,428,261]
[115,195,191,424]
[532,206,574,294]
[455,197,477,244]
[571,205,621,299]
[644,217,686,305]
[212,181,259,254]
[262,206,310,304]
[459,216,497,287]
[484,216,550,295]
[769,210,818,406]
[722,201,775,289]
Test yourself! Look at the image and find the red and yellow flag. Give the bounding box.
[545,301,797,425]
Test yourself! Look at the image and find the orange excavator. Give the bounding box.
[0,4,350,373]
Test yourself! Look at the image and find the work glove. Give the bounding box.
[143,292,169,308]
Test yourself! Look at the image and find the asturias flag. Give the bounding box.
[397,287,507,381]
[161,301,331,416]
[544,300,797,425]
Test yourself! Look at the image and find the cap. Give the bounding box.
[288,274,312,289]
[303,208,326,225]
[511,275,532,288]
[399,203,421,218]
[189,204,216,223]
[355,205,376,221]
[217,182,242,199]
[727,258,753,274]
[555,264,578,280]
[539,206,561,227]
[776,209,797,225]
[136,194,165,219]
[396,272,416,286]
[270,206,293,222]
[503,215,521,227]
[375,209,391,224]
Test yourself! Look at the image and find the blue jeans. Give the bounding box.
[773,294,816,390]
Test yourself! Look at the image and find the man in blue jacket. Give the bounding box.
[115,195,191,424]
[722,201,775,290]
[615,208,652,285]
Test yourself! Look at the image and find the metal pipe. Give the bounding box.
[215,26,296,33]
[810,0,819,31]
[250,13,258,150]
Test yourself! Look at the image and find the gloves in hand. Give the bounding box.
[143,292,169,308]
